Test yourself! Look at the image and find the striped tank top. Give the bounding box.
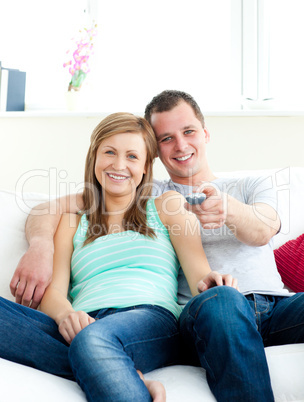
[70,198,182,318]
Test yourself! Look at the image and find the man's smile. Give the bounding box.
[174,153,193,162]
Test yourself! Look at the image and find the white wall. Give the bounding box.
[1,113,304,195]
[206,114,304,172]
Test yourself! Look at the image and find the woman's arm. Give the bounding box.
[156,191,237,296]
[40,212,94,343]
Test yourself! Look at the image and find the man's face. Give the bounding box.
[150,101,210,185]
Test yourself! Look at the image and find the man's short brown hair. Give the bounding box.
[144,90,205,127]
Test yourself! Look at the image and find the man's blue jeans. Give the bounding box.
[0,297,179,401]
[179,286,304,402]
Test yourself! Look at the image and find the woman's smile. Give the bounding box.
[106,172,130,182]
[94,132,147,198]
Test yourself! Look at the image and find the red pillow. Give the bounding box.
[274,233,304,293]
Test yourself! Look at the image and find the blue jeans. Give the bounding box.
[69,305,179,401]
[0,298,179,401]
[179,286,304,402]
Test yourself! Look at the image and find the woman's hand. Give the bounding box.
[197,271,238,293]
[58,311,95,344]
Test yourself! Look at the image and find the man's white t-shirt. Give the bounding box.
[152,175,290,305]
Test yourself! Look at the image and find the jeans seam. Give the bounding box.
[269,322,304,336]
[123,331,179,349]
[183,294,218,382]
[190,318,215,382]
[253,295,271,332]
[253,295,271,315]
[189,293,218,320]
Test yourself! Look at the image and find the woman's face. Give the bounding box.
[94,132,147,198]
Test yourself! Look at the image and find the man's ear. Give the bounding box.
[204,126,211,143]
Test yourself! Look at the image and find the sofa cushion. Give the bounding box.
[1,343,304,401]
[146,344,304,401]
[0,358,85,401]
[0,190,50,301]
[274,233,304,292]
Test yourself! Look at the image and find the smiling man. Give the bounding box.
[143,90,304,401]
[10,90,304,401]
[149,101,212,184]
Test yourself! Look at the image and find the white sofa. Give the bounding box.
[1,167,304,401]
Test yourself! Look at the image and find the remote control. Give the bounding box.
[185,193,206,205]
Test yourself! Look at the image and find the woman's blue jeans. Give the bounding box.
[179,286,304,402]
[0,297,179,401]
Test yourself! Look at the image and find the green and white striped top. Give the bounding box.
[69,198,182,318]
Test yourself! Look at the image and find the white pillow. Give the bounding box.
[271,167,304,248]
[0,190,51,301]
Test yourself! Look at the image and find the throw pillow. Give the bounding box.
[274,233,304,293]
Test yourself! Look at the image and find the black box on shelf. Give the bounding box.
[0,62,26,111]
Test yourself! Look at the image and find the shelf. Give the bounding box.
[1,110,304,118]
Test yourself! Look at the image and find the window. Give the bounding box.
[88,0,240,112]
[1,0,303,112]
[242,0,304,110]
[268,0,304,108]
[0,0,88,109]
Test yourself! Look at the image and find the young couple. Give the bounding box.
[3,90,304,401]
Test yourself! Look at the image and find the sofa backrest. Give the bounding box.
[0,166,303,301]
[0,190,50,301]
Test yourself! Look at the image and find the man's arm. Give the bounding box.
[10,193,83,309]
[184,186,280,247]
[224,197,280,246]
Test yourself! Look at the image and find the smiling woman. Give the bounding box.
[0,111,229,401]
[82,112,157,243]
[95,132,147,200]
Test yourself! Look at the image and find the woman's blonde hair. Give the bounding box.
[82,112,157,245]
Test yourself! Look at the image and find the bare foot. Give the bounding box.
[137,370,166,402]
